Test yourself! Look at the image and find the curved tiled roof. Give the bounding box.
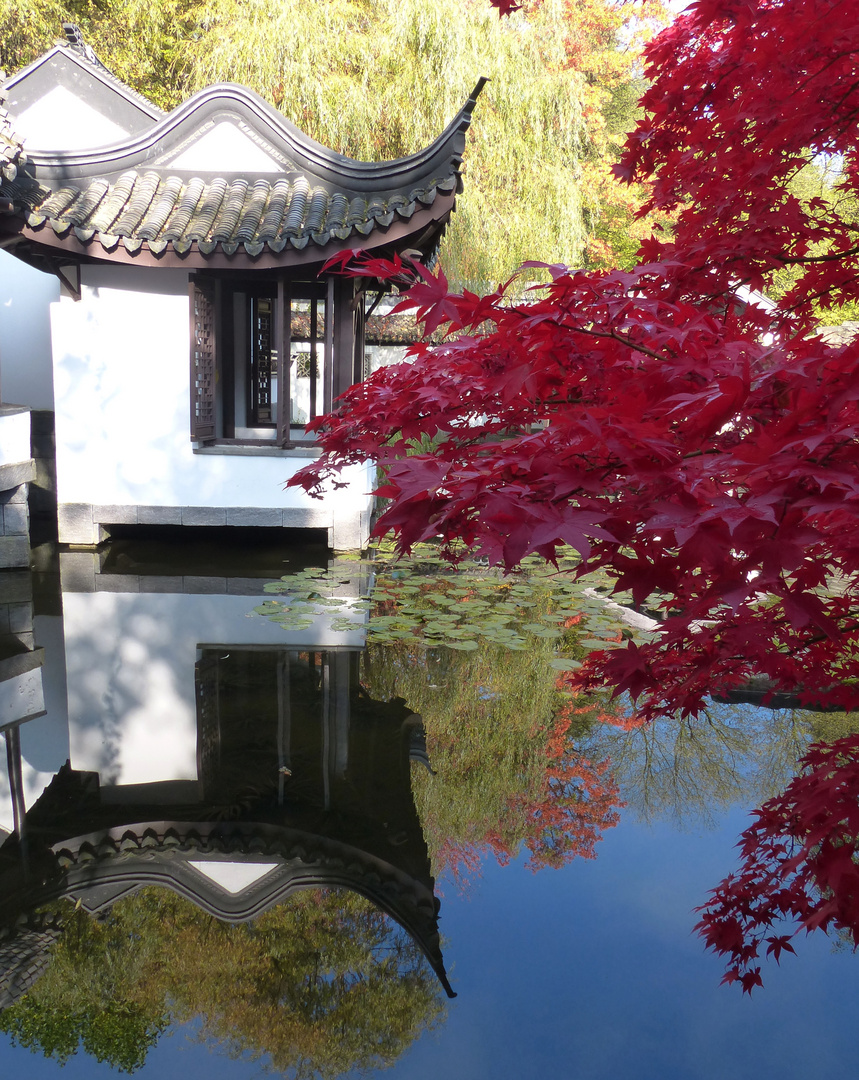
[24,169,459,258]
[0,76,485,269]
[0,89,27,206]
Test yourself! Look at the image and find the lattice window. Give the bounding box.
[190,280,217,440]
[190,274,357,447]
[250,294,276,426]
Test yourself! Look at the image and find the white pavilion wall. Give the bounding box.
[0,248,58,410]
[49,266,374,547]
[63,586,365,791]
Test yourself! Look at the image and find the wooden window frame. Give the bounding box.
[190,272,361,449]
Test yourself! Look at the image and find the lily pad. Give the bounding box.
[550,658,583,671]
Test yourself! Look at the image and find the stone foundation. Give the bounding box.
[58,501,373,551]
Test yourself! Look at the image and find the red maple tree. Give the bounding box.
[297,0,859,718]
[290,0,859,984]
[695,732,859,993]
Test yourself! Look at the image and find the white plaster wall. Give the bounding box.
[50,278,374,516]
[0,409,31,465]
[16,85,130,150]
[0,248,59,409]
[64,589,365,787]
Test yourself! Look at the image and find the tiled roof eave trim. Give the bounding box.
[10,191,457,270]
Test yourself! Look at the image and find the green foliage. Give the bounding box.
[0,904,168,1072]
[0,0,656,288]
[181,0,595,291]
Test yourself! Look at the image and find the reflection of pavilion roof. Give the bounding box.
[0,653,456,1003]
[0,32,484,271]
[0,805,453,1001]
[0,918,61,1009]
[48,818,453,997]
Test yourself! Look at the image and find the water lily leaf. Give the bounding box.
[579,638,624,650]
[550,658,583,671]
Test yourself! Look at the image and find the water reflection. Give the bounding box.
[0,539,450,1074]
[0,536,856,1076]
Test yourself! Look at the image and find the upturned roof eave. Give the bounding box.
[22,77,486,196]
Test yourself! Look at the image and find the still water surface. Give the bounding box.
[0,533,856,1079]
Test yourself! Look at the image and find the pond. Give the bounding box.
[0,531,856,1079]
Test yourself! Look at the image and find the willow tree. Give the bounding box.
[0,0,660,288]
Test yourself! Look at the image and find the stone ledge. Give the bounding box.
[181,507,226,527]
[193,444,322,458]
[58,503,343,544]
[0,461,36,491]
[0,648,44,684]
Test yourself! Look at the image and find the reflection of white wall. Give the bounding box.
[25,615,69,768]
[0,727,63,834]
[50,274,373,518]
[0,615,73,832]
[0,249,59,409]
[64,589,365,788]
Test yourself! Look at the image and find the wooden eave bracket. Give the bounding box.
[51,259,81,300]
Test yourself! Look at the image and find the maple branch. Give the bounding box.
[575,326,671,362]
[774,243,859,265]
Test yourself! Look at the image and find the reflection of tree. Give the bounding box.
[361,638,627,879]
[0,887,443,1076]
[574,703,830,829]
[572,702,859,831]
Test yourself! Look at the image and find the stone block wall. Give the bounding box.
[0,484,31,569]
[0,405,36,569]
